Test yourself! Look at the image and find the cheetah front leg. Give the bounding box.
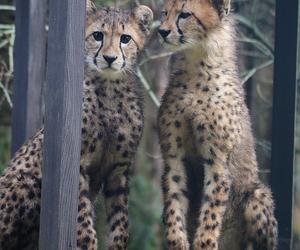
[159,118,190,250]
[193,161,231,250]
[77,174,98,250]
[103,162,131,250]
[243,185,278,250]
[192,122,233,250]
[162,156,189,250]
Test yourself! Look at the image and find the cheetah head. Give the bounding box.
[85,3,153,78]
[158,0,231,47]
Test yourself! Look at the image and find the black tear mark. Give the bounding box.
[94,42,103,66]
[176,16,185,44]
[119,42,126,68]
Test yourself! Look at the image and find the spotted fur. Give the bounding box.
[157,0,278,249]
[0,4,153,250]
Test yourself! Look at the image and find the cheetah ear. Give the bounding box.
[132,5,154,33]
[211,0,231,18]
[86,0,97,14]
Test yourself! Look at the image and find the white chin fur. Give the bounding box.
[99,68,124,79]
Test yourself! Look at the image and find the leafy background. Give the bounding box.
[0,0,299,249]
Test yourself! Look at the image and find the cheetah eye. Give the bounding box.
[93,31,103,42]
[179,12,192,19]
[120,34,132,44]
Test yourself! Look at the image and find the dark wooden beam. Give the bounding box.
[12,0,47,154]
[39,0,86,249]
[271,0,299,248]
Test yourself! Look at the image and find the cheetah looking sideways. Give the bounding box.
[157,0,278,249]
[0,3,153,250]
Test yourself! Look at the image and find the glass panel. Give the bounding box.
[2,0,299,249]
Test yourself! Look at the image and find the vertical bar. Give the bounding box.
[12,0,47,154]
[39,0,86,249]
[271,0,299,249]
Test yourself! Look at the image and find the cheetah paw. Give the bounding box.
[193,238,218,250]
[168,237,189,250]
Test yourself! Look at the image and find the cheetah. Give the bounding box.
[157,0,278,249]
[0,3,153,250]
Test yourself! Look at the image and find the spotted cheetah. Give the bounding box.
[157,0,278,249]
[0,3,153,250]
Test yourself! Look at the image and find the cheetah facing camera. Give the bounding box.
[158,0,278,249]
[0,3,153,250]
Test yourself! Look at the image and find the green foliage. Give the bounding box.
[128,175,166,250]
[94,0,116,7]
[0,126,10,173]
[0,4,13,174]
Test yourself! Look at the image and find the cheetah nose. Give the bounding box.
[158,29,171,38]
[103,55,118,67]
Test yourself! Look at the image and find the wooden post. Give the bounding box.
[271,0,299,249]
[39,0,86,249]
[11,0,47,154]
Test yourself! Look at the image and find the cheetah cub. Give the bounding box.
[157,0,278,249]
[0,3,153,250]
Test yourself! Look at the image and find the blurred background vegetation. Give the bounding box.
[0,0,299,249]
